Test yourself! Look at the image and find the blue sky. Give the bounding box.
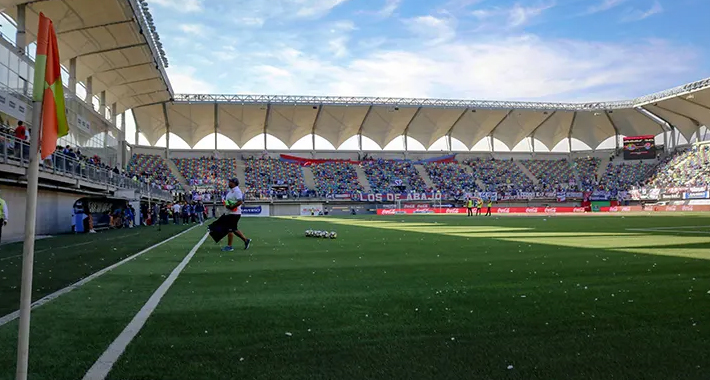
[148,0,710,103]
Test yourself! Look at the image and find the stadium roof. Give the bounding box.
[132,77,710,151]
[0,0,173,115]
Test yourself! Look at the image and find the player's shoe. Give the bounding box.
[221,246,234,252]
[244,239,252,250]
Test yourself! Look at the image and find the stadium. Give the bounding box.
[1,0,710,379]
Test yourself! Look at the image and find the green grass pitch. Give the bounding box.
[1,214,710,380]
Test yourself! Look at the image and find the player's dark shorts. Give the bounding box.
[222,214,241,231]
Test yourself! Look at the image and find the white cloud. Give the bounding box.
[405,15,456,45]
[235,17,265,28]
[586,0,627,14]
[228,35,695,102]
[151,0,203,13]
[507,3,555,27]
[166,66,216,94]
[179,24,208,36]
[295,0,349,18]
[377,0,402,17]
[468,2,554,29]
[622,1,663,22]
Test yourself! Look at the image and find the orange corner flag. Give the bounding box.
[33,13,68,160]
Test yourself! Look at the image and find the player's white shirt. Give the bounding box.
[225,186,243,215]
[172,204,181,213]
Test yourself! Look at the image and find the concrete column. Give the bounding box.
[85,76,93,104]
[68,58,77,94]
[15,4,26,55]
[111,103,117,124]
[99,91,107,119]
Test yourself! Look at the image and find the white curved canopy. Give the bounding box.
[0,0,173,115]
[132,77,710,151]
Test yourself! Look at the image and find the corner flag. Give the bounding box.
[33,12,68,160]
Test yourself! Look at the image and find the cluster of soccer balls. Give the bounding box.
[305,230,337,239]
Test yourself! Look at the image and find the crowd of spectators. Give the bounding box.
[311,162,363,196]
[424,162,478,195]
[126,154,180,190]
[599,162,657,190]
[646,146,710,188]
[173,157,239,188]
[360,158,428,193]
[244,157,307,199]
[464,158,532,191]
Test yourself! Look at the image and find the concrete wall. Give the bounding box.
[0,184,80,243]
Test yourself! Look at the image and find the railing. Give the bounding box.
[0,131,172,199]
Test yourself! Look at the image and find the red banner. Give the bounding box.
[377,205,710,215]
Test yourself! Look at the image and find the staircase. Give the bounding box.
[415,164,436,189]
[165,158,190,190]
[235,162,246,188]
[595,159,609,183]
[515,161,539,184]
[302,166,317,191]
[354,165,372,192]
[461,164,486,189]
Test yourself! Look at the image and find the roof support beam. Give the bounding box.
[263,104,271,150]
[311,105,323,150]
[132,99,170,109]
[128,90,164,99]
[528,111,556,151]
[110,77,160,88]
[403,106,423,151]
[132,109,140,145]
[652,104,701,127]
[604,111,619,151]
[95,62,153,74]
[445,108,468,151]
[74,43,147,59]
[568,112,577,152]
[57,19,134,35]
[357,105,374,151]
[489,109,513,142]
[637,107,673,153]
[162,102,170,159]
[214,103,219,151]
[679,96,710,112]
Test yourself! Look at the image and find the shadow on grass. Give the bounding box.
[103,215,710,380]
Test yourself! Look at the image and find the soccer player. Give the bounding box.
[222,178,252,251]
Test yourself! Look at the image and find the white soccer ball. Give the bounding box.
[329,231,337,239]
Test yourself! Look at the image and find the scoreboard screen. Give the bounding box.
[623,135,656,160]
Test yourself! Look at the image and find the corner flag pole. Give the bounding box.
[15,97,43,380]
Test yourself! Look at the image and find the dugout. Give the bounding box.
[73,197,130,233]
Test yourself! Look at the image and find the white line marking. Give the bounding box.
[82,232,209,380]
[0,225,199,327]
[0,232,144,262]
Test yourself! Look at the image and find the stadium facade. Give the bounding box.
[0,0,709,243]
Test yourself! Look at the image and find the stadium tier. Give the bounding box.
[173,157,239,188]
[600,162,657,190]
[244,157,307,198]
[360,159,428,193]
[465,158,533,191]
[424,162,478,195]
[126,154,180,190]
[647,146,710,188]
[311,162,364,196]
